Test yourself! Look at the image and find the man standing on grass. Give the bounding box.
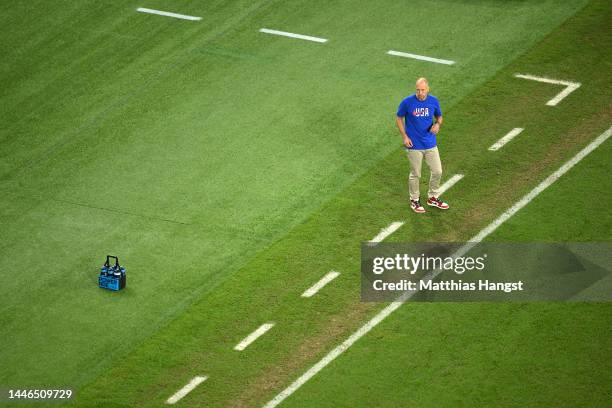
[396,77,449,213]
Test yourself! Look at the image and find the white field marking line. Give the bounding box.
[301,271,340,298]
[514,74,581,106]
[438,174,464,196]
[489,128,525,151]
[387,50,455,65]
[166,376,207,404]
[471,125,610,241]
[137,7,202,21]
[367,174,461,246]
[259,28,328,43]
[234,323,275,351]
[263,125,612,408]
[367,221,404,246]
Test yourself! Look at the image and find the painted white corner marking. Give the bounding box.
[514,74,581,106]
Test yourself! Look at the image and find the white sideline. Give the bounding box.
[438,174,464,196]
[234,323,275,351]
[259,28,328,43]
[263,126,612,408]
[137,7,202,21]
[387,50,455,65]
[471,126,610,242]
[514,74,581,106]
[302,271,341,298]
[166,376,207,404]
[489,128,525,151]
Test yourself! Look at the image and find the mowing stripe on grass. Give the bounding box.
[387,50,455,65]
[166,376,207,404]
[367,222,404,246]
[438,174,464,196]
[264,126,611,408]
[514,74,581,106]
[136,7,202,21]
[301,271,341,298]
[234,323,275,351]
[259,28,328,43]
[489,128,525,151]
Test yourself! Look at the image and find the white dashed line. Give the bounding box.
[514,74,581,106]
[367,175,462,246]
[301,271,340,298]
[489,128,525,151]
[263,126,612,408]
[438,174,464,196]
[367,222,404,246]
[234,323,275,351]
[259,28,328,43]
[387,50,455,65]
[137,7,202,21]
[166,376,207,404]
[472,126,611,241]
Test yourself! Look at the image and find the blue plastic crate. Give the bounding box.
[98,274,126,291]
[99,255,126,291]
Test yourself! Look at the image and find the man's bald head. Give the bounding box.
[415,77,430,100]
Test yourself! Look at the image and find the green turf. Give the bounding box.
[276,2,612,405]
[0,0,607,406]
[282,131,612,408]
[64,1,610,406]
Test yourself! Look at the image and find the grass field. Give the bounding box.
[1,0,610,407]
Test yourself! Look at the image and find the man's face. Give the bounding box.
[415,82,429,101]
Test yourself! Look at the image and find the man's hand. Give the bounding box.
[403,135,413,148]
[431,123,441,135]
[396,116,413,148]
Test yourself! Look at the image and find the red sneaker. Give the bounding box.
[410,200,426,213]
[427,196,449,210]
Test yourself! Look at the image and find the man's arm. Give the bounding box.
[396,116,413,148]
[431,115,443,135]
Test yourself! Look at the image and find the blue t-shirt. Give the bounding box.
[396,94,442,150]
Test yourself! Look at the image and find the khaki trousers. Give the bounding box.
[406,146,443,201]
